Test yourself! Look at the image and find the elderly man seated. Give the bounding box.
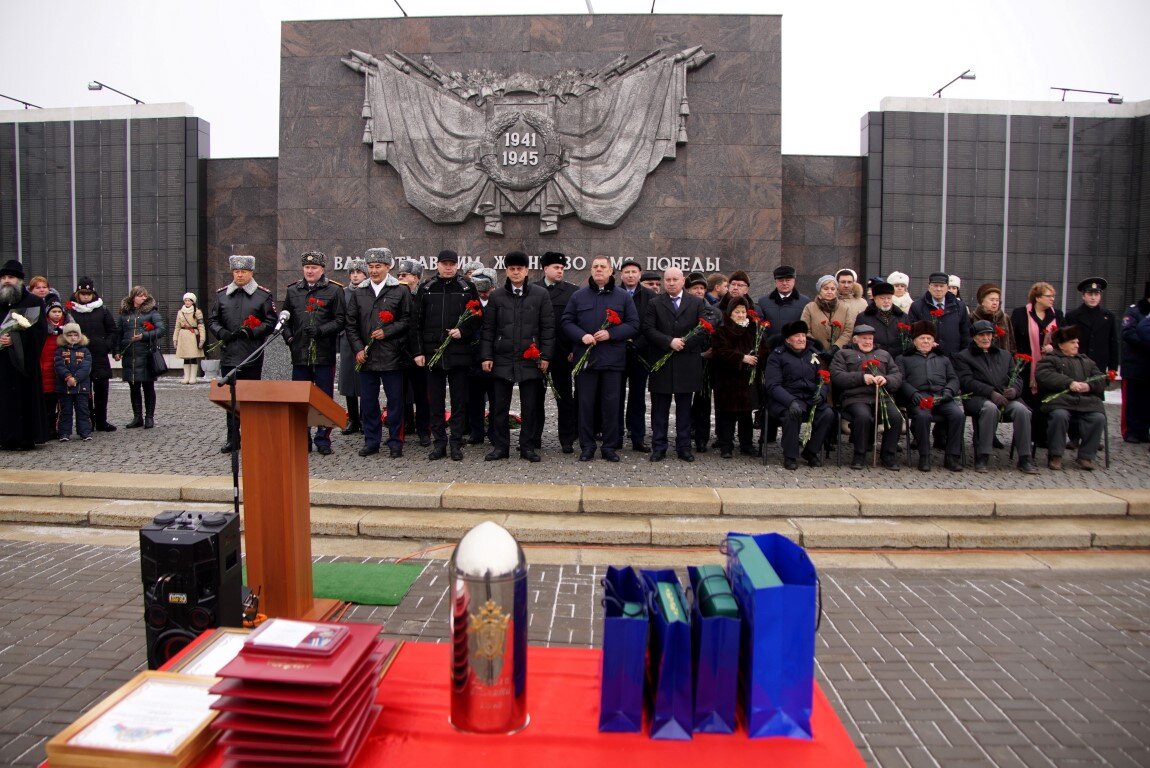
[1035,326,1108,471]
[954,319,1039,474]
[764,320,834,471]
[898,320,964,472]
[830,324,904,470]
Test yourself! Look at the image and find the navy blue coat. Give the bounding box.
[908,292,971,357]
[763,340,827,417]
[1120,299,1150,380]
[560,276,639,372]
[755,290,810,336]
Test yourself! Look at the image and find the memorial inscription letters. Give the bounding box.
[343,46,713,235]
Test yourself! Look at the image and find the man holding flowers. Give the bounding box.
[644,267,711,462]
[345,248,412,458]
[1035,325,1108,471]
[561,255,639,462]
[898,320,965,472]
[954,319,1039,474]
[481,251,555,463]
[830,324,904,470]
[764,320,835,471]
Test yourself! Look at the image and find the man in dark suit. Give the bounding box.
[617,258,656,451]
[534,251,578,453]
[644,267,710,462]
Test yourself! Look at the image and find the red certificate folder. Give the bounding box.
[215,622,379,687]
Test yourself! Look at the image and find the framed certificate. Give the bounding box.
[46,672,220,768]
[167,627,250,677]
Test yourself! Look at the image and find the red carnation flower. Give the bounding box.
[242,314,260,329]
[760,319,771,328]
[995,326,1006,337]
[523,343,541,360]
[930,308,945,318]
[699,319,714,333]
[1014,353,1033,363]
[1107,369,1118,381]
[920,395,935,410]
[897,322,913,332]
[64,301,74,311]
[818,369,831,383]
[831,319,843,329]
[142,321,155,331]
[466,300,482,312]
[861,358,882,370]
[605,308,622,326]
[378,310,394,324]
[748,310,760,321]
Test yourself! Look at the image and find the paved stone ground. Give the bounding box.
[5,341,1147,490]
[2,539,1148,767]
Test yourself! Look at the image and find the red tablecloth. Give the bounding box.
[196,642,864,767]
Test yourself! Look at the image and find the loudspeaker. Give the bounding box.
[140,510,242,669]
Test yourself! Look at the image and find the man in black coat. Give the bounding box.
[617,258,656,451]
[1066,277,1119,375]
[954,320,1038,474]
[412,249,481,461]
[465,268,497,448]
[481,251,556,462]
[764,320,834,470]
[908,271,971,358]
[755,265,809,340]
[898,320,964,472]
[830,324,904,470]
[0,259,48,450]
[282,250,346,456]
[344,248,412,458]
[644,268,710,462]
[534,251,578,453]
[1121,281,1150,444]
[856,282,911,358]
[208,254,277,453]
[68,276,118,432]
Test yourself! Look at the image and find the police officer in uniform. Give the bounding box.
[208,254,276,453]
[282,250,346,455]
[1066,277,1119,376]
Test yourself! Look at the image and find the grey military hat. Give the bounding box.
[348,258,368,274]
[471,267,497,292]
[229,254,255,271]
[364,247,394,266]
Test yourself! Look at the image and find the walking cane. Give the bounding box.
[873,382,881,468]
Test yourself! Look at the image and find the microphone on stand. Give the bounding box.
[273,309,291,333]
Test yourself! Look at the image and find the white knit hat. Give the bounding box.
[887,271,910,287]
[948,275,961,288]
[183,292,196,303]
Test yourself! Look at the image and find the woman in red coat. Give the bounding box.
[39,300,68,438]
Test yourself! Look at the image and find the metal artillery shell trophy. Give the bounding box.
[343,46,713,235]
[448,521,529,734]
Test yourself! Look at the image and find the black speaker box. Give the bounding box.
[140,510,242,669]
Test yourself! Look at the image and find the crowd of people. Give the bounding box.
[1,252,1148,476]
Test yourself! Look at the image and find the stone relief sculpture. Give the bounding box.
[343,47,713,235]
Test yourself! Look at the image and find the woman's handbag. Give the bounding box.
[149,346,169,375]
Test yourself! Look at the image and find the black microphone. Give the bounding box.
[273,309,291,333]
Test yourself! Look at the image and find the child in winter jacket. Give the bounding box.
[40,300,68,437]
[54,323,93,441]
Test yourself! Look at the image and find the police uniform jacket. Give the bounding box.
[283,275,346,367]
[535,278,578,363]
[344,274,413,373]
[1066,302,1119,372]
[643,292,709,395]
[560,276,639,372]
[1121,298,1150,380]
[954,342,1020,413]
[764,340,826,416]
[481,280,555,383]
[1035,349,1105,414]
[208,282,276,369]
[830,345,903,410]
[898,349,960,403]
[908,292,971,357]
[411,274,481,369]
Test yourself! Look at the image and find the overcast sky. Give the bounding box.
[2,0,1148,158]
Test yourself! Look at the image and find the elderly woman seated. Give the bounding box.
[1035,326,1108,471]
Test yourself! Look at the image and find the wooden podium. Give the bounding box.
[209,380,347,621]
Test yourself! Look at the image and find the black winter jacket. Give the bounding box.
[66,295,117,380]
[535,278,578,361]
[908,292,971,357]
[898,350,959,404]
[1121,299,1150,380]
[830,345,903,409]
[116,298,166,383]
[412,275,481,369]
[954,342,1020,413]
[764,340,827,416]
[1065,303,1120,373]
[282,276,346,367]
[481,281,555,383]
[344,276,413,373]
[857,302,911,358]
[208,282,276,369]
[1035,349,1106,414]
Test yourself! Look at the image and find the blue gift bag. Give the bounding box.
[640,569,693,741]
[687,566,740,734]
[598,566,648,733]
[725,532,820,739]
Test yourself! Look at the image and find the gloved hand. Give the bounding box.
[222,330,238,343]
[1003,387,1018,400]
[788,400,806,418]
[240,326,254,340]
[990,391,1008,408]
[913,392,928,407]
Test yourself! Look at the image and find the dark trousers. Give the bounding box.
[844,400,904,462]
[1123,378,1150,440]
[716,410,754,452]
[292,364,335,449]
[58,393,92,438]
[533,358,576,449]
[966,399,1032,458]
[359,370,405,450]
[778,403,834,461]
[405,366,431,440]
[492,378,543,453]
[90,378,111,427]
[466,370,496,443]
[44,392,58,438]
[691,386,713,448]
[427,366,469,448]
[220,364,262,445]
[651,391,694,454]
[128,382,156,418]
[1047,409,1106,460]
[577,369,623,451]
[617,360,648,447]
[910,400,964,458]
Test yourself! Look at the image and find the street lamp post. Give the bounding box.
[87,81,145,105]
[0,93,41,109]
[933,70,976,98]
[1050,87,1122,105]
